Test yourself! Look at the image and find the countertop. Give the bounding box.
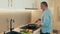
[0,24,41,34]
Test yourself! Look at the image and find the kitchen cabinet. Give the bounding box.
[0,0,8,9]
[12,0,25,9]
[0,0,35,9]
[0,0,42,10]
[12,0,34,9]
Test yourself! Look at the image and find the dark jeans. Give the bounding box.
[40,30,50,34]
[40,33,50,34]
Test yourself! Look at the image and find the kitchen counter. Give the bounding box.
[13,27,40,34]
[13,24,41,34]
[0,24,40,34]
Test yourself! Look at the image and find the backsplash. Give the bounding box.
[0,11,31,33]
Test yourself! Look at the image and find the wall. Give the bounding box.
[31,10,42,23]
[0,10,31,33]
[52,0,60,30]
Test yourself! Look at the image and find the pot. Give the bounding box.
[27,24,37,29]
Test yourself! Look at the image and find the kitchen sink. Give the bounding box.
[5,19,21,34]
[5,31,21,34]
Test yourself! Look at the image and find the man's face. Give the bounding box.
[41,4,46,11]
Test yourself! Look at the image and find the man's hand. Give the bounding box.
[35,19,41,23]
[36,22,42,28]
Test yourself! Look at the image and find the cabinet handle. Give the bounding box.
[8,0,13,7]
[11,0,13,7]
[8,0,9,7]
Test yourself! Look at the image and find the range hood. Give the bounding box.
[25,8,38,10]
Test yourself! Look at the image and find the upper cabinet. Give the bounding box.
[0,0,35,10]
[0,0,8,9]
[12,0,34,9]
[12,0,24,9]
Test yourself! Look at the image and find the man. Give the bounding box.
[40,1,52,34]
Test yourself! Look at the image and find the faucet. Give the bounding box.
[3,19,15,34]
[4,31,6,34]
[10,19,15,32]
[4,18,20,34]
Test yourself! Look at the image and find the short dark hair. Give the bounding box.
[41,1,48,7]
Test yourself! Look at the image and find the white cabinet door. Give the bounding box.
[0,0,35,9]
[12,0,34,9]
[22,0,34,8]
[12,0,24,9]
[0,0,8,9]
